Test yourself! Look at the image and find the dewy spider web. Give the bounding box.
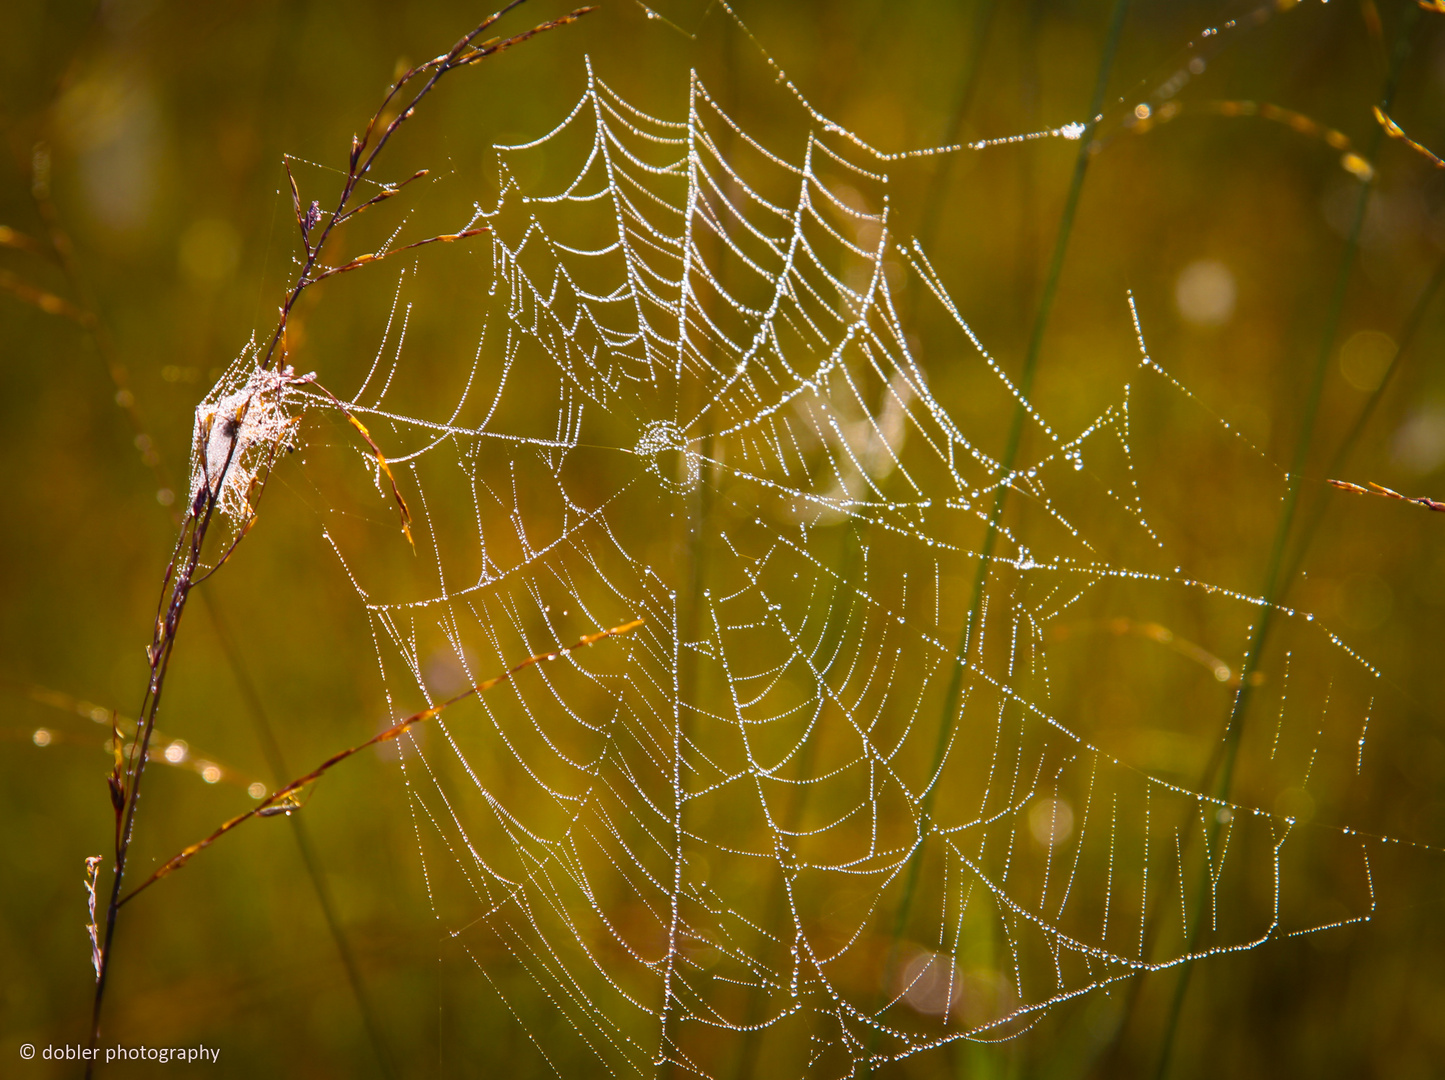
[208,22,1411,1077]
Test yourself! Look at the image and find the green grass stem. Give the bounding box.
[1151,10,1421,1078]
[203,592,399,1080]
[867,0,1131,1070]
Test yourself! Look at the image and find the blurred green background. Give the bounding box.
[4,0,1445,1076]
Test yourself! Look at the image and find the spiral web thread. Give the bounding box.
[238,35,1408,1077]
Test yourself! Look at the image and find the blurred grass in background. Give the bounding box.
[3,0,1445,1076]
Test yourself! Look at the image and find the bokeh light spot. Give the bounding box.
[1175,259,1237,327]
[1028,797,1074,846]
[1339,330,1395,391]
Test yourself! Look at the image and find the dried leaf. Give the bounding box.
[285,160,306,246]
[301,379,415,548]
[1373,105,1445,168]
[84,856,103,981]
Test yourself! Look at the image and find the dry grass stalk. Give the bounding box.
[119,618,643,905]
[1373,106,1445,169]
[257,0,595,374]
[1329,478,1445,513]
[82,5,594,1068]
[1,146,176,506]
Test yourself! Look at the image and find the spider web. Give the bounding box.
[230,26,1405,1078]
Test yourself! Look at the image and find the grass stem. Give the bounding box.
[1150,9,1421,1078]
[869,0,1131,1069]
[202,591,399,1080]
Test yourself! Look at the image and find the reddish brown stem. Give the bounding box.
[119,619,644,904]
[1328,477,1445,513]
[256,2,594,374]
[82,8,593,1070]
